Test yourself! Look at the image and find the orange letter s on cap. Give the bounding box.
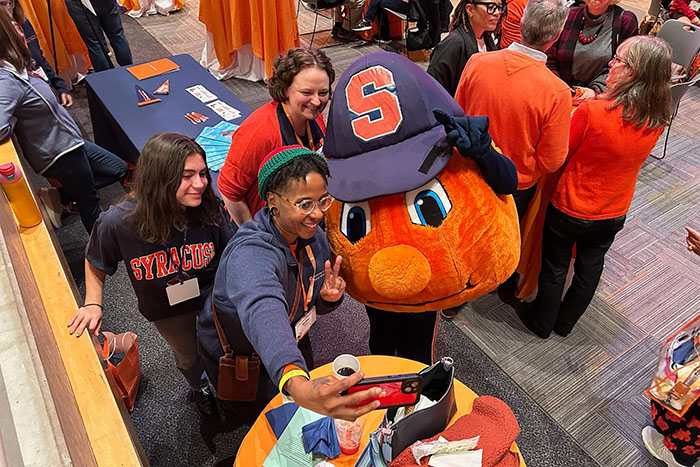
[345,66,403,142]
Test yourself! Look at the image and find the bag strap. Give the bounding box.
[289,247,304,323]
[211,293,234,358]
[210,289,257,358]
[210,243,309,356]
[96,334,131,397]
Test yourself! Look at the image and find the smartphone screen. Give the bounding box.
[346,374,422,409]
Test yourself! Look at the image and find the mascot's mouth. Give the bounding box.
[367,276,477,307]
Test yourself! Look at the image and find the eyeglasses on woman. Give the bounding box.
[274,193,335,215]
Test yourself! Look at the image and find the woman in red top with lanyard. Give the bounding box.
[217,48,334,227]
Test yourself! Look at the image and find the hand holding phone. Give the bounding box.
[345,373,423,409]
[284,371,382,421]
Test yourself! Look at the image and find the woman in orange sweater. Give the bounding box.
[521,35,672,339]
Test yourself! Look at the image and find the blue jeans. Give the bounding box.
[83,140,127,189]
[65,0,132,71]
[43,145,102,233]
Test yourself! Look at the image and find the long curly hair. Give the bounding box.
[604,36,672,129]
[126,133,222,243]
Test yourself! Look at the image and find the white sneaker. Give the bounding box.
[38,187,62,229]
[642,426,685,467]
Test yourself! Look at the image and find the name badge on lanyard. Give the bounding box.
[166,277,200,306]
[293,245,318,342]
[294,305,316,342]
[164,227,201,306]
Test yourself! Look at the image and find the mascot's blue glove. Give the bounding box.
[433,109,518,195]
[433,108,492,157]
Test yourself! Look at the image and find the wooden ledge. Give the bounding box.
[0,140,146,466]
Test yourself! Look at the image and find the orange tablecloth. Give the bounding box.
[199,0,299,80]
[233,355,526,467]
[18,0,89,74]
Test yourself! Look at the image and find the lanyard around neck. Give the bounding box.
[281,102,315,150]
[289,244,316,322]
[165,227,188,282]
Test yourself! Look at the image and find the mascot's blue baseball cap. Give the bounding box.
[324,51,464,202]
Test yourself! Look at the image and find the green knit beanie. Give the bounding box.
[257,145,326,199]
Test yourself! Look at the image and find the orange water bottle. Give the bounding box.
[0,162,42,228]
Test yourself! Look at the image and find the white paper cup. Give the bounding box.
[332,354,360,379]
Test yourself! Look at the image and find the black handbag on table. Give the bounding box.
[378,357,456,462]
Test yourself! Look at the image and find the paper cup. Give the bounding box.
[332,354,360,379]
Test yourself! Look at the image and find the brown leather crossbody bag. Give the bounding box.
[210,297,261,401]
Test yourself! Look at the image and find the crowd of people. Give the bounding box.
[1,0,699,464]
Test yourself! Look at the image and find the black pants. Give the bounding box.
[513,184,537,221]
[217,335,313,426]
[366,306,438,365]
[43,146,102,233]
[529,204,625,337]
[64,0,132,71]
[498,184,538,294]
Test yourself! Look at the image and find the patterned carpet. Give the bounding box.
[453,84,700,466]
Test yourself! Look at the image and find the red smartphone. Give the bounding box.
[345,373,423,409]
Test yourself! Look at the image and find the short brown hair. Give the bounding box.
[0,8,31,71]
[268,47,335,102]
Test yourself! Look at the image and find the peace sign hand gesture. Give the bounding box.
[320,256,346,303]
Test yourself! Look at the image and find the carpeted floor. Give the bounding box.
[40,12,606,467]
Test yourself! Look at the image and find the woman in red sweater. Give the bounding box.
[217,48,333,227]
[521,36,672,339]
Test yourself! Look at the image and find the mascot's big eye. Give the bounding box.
[406,179,452,227]
[340,201,372,244]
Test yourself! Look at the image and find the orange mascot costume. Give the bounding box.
[323,52,521,364]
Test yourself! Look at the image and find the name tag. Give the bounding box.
[689,0,700,10]
[166,277,200,306]
[294,306,316,342]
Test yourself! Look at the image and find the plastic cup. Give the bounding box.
[335,416,366,455]
[332,354,360,379]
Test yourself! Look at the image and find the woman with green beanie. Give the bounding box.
[197,145,380,424]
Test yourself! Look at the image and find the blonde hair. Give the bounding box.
[604,36,672,129]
